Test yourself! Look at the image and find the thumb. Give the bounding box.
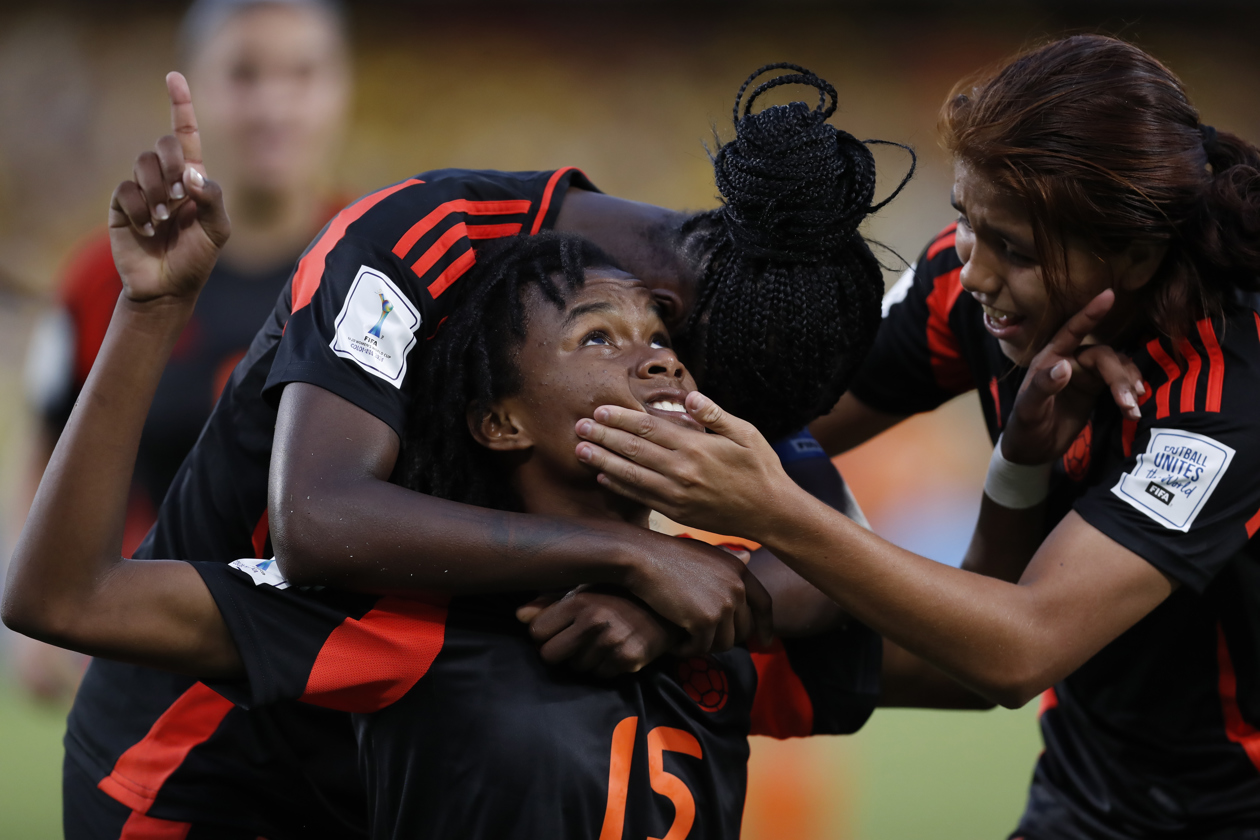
[1027,358,1073,403]
[184,168,231,248]
[684,392,755,444]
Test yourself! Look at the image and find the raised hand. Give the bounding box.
[108,72,229,303]
[1000,290,1145,465]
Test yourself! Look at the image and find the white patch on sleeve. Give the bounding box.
[229,558,291,590]
[329,266,422,388]
[881,264,916,318]
[1110,429,1235,532]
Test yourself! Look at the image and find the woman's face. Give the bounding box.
[952,162,1151,365]
[190,4,350,194]
[478,270,700,497]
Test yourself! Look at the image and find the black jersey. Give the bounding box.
[64,169,594,834]
[190,556,880,840]
[851,223,1260,838]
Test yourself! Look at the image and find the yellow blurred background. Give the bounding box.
[1,1,1258,837]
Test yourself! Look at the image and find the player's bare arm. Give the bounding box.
[573,292,1172,709]
[2,73,242,680]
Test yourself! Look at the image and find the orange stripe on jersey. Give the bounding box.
[748,638,814,739]
[1177,338,1203,414]
[925,222,959,261]
[988,375,1003,430]
[427,248,478,300]
[1217,624,1260,772]
[1197,317,1225,412]
[1146,338,1181,420]
[97,683,235,814]
[291,179,424,315]
[302,596,448,713]
[1245,505,1260,539]
[391,199,532,259]
[250,510,268,559]
[410,222,471,280]
[530,167,584,235]
[1254,311,1260,344]
[467,222,523,239]
[119,810,192,840]
[925,267,971,394]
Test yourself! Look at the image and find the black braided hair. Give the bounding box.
[672,63,915,442]
[397,232,619,511]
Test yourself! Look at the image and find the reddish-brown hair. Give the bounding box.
[940,34,1260,340]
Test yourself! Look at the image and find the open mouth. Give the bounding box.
[979,301,1027,339]
[642,393,703,430]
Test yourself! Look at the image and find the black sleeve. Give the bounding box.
[191,561,378,709]
[782,620,882,735]
[847,223,976,416]
[1074,324,1260,592]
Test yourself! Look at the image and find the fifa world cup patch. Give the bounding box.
[1110,429,1234,532]
[330,265,422,387]
[229,558,291,590]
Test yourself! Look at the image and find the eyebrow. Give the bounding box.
[561,301,616,329]
[950,195,1036,254]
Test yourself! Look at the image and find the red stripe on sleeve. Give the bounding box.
[925,222,959,261]
[988,376,1003,430]
[250,510,268,559]
[1253,311,1260,344]
[119,811,192,840]
[1245,506,1260,539]
[302,596,448,713]
[1217,624,1260,771]
[1177,338,1203,414]
[748,639,814,739]
[925,267,972,394]
[290,179,425,315]
[97,683,235,814]
[427,248,478,300]
[1197,318,1225,413]
[467,222,523,240]
[391,199,531,258]
[1038,687,1059,716]
[530,167,584,235]
[410,222,470,280]
[1146,338,1181,420]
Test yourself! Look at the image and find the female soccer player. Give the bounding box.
[56,65,903,836]
[3,155,877,836]
[576,35,1260,838]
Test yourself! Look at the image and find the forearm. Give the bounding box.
[271,479,644,593]
[879,639,995,710]
[757,486,1056,707]
[962,495,1045,582]
[4,296,192,633]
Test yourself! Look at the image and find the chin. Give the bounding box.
[998,338,1034,367]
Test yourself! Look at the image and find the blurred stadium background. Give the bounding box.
[0,1,1257,836]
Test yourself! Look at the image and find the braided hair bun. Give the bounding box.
[680,64,913,441]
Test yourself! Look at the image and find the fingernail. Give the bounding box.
[1122,392,1136,408]
[154,203,170,221]
[141,222,155,237]
[186,167,204,187]
[169,182,185,200]
[576,419,592,436]
[594,407,610,422]
[1052,360,1070,379]
[576,443,591,461]
[687,392,709,411]
[1136,381,1146,396]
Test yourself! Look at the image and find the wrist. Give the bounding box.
[984,434,1052,510]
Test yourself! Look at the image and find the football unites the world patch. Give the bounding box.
[1110,429,1235,532]
[329,265,422,388]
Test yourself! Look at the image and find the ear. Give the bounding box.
[467,399,534,452]
[1115,242,1169,292]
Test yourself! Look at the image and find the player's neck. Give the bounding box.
[512,469,651,530]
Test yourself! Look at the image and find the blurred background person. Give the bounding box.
[13,0,352,704]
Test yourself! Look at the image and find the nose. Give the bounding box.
[957,230,1003,298]
[637,346,686,381]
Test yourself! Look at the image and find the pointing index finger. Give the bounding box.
[1046,289,1115,358]
[166,71,203,173]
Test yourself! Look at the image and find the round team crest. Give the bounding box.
[677,656,729,712]
[1063,422,1092,482]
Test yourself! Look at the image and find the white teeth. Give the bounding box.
[981,303,1016,323]
[648,400,687,413]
